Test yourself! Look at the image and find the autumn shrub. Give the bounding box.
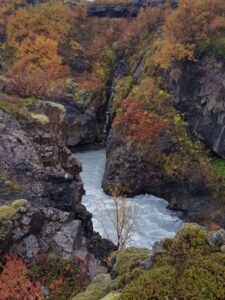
[155,0,225,68]
[113,98,164,143]
[0,254,43,300]
[29,254,89,300]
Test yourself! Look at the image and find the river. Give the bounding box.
[75,149,183,248]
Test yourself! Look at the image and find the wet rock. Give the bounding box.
[207,229,225,246]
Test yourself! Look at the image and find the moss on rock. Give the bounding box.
[100,292,121,300]
[73,274,112,300]
[112,248,151,277]
[30,113,49,124]
[120,225,225,300]
[0,199,27,221]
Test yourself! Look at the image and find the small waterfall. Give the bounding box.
[101,89,115,144]
[100,58,128,145]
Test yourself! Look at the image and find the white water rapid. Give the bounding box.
[75,149,183,248]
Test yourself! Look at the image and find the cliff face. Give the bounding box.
[171,55,225,158]
[0,95,92,233]
[102,53,225,226]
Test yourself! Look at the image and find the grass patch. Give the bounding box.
[211,158,225,177]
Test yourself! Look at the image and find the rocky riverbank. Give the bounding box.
[0,93,115,271]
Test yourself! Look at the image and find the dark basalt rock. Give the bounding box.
[87,0,178,18]
[102,127,225,226]
[0,203,115,271]
[170,55,225,158]
[0,99,93,235]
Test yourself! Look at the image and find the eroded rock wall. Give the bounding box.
[171,55,225,158]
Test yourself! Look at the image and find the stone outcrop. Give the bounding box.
[170,55,225,158]
[0,201,114,278]
[102,131,224,225]
[0,95,93,234]
[52,80,104,149]
[87,0,178,18]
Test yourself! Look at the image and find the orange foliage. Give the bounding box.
[0,0,24,30]
[6,64,67,98]
[7,0,71,47]
[14,36,62,71]
[0,254,43,300]
[155,0,225,68]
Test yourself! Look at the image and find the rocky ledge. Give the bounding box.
[87,0,178,18]
[0,200,116,279]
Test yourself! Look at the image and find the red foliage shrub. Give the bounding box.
[0,254,43,300]
[114,99,164,142]
[6,65,67,99]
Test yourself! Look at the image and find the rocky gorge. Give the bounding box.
[0,0,225,299]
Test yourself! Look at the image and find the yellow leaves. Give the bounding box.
[7,0,71,47]
[15,36,61,71]
[4,1,71,79]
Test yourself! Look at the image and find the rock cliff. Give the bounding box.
[170,55,225,158]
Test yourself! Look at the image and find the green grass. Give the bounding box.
[211,158,225,177]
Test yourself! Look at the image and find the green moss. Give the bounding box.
[11,199,27,208]
[120,225,225,300]
[171,224,210,257]
[112,248,151,276]
[112,76,134,113]
[0,98,30,119]
[198,36,225,60]
[30,113,49,124]
[100,292,121,300]
[121,266,177,300]
[211,158,225,177]
[0,199,27,221]
[73,274,112,300]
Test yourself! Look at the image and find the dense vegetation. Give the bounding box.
[0,0,225,299]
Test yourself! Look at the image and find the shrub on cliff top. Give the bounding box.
[113,98,164,143]
[121,225,225,300]
[29,255,88,300]
[155,0,225,68]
